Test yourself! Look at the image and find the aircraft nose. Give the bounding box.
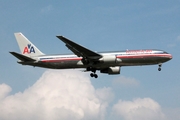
[168,54,173,60]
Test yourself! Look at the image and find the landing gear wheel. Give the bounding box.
[94,74,98,78]
[90,73,98,78]
[90,73,94,77]
[158,64,162,71]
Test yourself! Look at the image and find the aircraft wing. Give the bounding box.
[56,36,102,60]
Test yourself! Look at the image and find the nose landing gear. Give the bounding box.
[158,64,162,71]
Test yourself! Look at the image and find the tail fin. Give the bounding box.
[14,32,44,57]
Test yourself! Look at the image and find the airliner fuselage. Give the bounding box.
[10,33,172,78]
[19,49,172,71]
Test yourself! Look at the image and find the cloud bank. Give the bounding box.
[112,98,166,120]
[0,70,108,120]
[0,70,166,120]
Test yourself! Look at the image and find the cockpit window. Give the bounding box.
[163,51,168,54]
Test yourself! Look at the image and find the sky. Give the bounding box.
[0,0,180,120]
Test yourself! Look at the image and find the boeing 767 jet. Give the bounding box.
[10,33,172,78]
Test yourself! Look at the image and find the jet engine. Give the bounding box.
[100,66,120,75]
[98,55,121,63]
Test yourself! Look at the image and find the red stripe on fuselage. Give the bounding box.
[41,58,82,63]
[116,54,172,59]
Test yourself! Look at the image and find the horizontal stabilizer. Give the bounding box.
[10,52,36,62]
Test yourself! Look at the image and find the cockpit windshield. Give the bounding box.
[163,51,168,54]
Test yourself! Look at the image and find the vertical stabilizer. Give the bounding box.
[14,32,44,57]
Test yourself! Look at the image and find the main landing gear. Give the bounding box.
[90,73,98,78]
[87,67,98,78]
[158,64,162,71]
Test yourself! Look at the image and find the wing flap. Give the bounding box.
[56,36,102,60]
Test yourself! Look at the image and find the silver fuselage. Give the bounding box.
[19,49,172,70]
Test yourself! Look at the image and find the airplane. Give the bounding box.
[10,32,172,78]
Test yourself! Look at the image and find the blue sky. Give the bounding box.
[0,1,180,120]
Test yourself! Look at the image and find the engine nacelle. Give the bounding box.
[100,66,120,75]
[99,55,121,63]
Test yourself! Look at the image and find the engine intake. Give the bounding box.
[100,66,120,75]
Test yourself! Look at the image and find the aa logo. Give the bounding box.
[23,44,35,54]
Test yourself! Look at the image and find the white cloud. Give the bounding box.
[0,70,108,120]
[1,70,177,120]
[95,87,114,119]
[96,87,114,102]
[112,98,166,120]
[112,76,139,87]
[0,83,11,99]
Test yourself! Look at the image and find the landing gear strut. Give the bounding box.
[87,67,98,78]
[158,64,162,71]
